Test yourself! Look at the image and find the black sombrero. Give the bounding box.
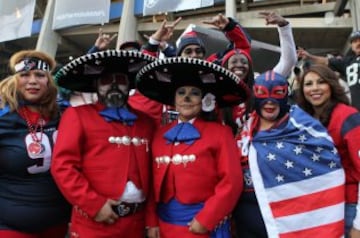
[136,57,250,107]
[55,50,156,92]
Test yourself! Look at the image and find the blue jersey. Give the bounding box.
[0,107,70,232]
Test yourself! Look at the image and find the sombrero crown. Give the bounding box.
[136,57,250,107]
[55,50,156,92]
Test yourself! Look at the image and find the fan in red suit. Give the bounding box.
[136,57,250,238]
[51,50,157,238]
[0,50,71,238]
[297,64,360,238]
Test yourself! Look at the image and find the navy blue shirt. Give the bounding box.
[0,108,70,232]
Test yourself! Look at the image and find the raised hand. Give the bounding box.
[259,11,288,27]
[151,17,182,42]
[297,47,311,60]
[94,28,118,50]
[202,13,230,30]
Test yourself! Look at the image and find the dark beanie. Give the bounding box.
[176,31,206,56]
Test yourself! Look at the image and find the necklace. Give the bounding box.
[20,108,45,156]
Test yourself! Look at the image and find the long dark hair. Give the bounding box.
[296,64,349,126]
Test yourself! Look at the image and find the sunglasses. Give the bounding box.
[99,74,128,85]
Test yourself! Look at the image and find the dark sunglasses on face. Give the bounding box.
[99,74,129,85]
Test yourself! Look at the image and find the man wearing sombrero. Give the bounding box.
[51,50,157,238]
[136,57,250,238]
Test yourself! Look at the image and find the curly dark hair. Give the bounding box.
[296,64,349,126]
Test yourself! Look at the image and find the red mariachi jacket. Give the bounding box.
[151,118,243,231]
[51,103,156,224]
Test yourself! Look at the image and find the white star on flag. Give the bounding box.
[302,167,312,176]
[298,134,307,142]
[284,160,294,169]
[329,161,337,168]
[293,146,303,155]
[276,142,284,149]
[267,153,276,161]
[311,153,320,162]
[275,174,284,182]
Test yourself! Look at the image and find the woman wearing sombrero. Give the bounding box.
[136,57,250,238]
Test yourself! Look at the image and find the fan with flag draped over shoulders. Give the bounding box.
[239,105,345,238]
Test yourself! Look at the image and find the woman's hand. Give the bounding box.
[147,226,160,238]
[188,218,208,234]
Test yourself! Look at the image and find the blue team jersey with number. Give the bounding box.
[0,107,70,232]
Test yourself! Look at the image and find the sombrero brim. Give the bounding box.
[136,57,250,107]
[55,50,156,92]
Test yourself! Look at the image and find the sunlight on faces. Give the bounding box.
[175,86,202,122]
[181,45,205,59]
[227,53,249,80]
[17,69,49,103]
[303,71,331,108]
[97,73,129,107]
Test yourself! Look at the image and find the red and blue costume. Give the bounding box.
[152,119,242,238]
[51,103,157,238]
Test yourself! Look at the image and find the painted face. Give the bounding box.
[175,86,202,121]
[302,71,331,108]
[181,45,205,59]
[17,69,49,103]
[351,38,360,56]
[227,53,250,80]
[253,71,288,119]
[97,73,129,107]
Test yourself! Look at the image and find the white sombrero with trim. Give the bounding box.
[136,57,250,107]
[55,50,156,92]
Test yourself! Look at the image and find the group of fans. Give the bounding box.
[0,10,360,238]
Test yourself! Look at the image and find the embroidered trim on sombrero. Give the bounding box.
[138,57,242,85]
[136,57,250,107]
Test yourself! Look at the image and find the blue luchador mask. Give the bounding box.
[253,70,289,119]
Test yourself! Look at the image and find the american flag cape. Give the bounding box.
[244,105,345,238]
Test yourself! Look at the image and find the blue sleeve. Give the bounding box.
[162,44,176,57]
[87,45,100,54]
